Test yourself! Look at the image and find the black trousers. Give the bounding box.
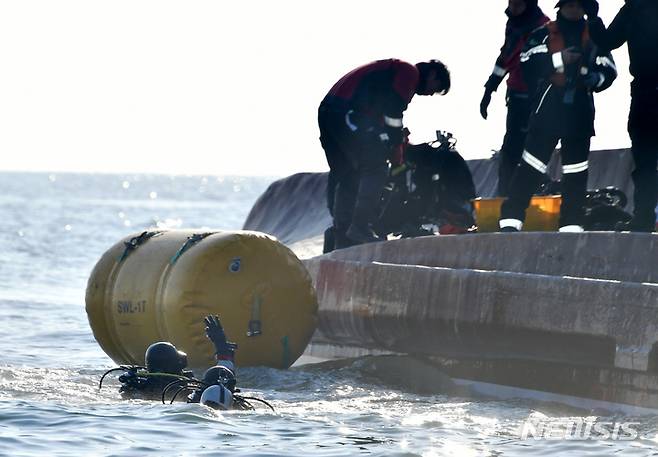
[628,82,658,227]
[318,105,388,235]
[501,132,591,228]
[498,92,532,197]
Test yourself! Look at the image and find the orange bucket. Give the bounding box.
[472,196,562,232]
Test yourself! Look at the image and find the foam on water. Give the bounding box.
[1,172,657,456]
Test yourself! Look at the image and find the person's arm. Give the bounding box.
[584,49,618,93]
[383,62,419,146]
[384,62,419,132]
[481,43,509,119]
[485,45,510,93]
[520,29,553,91]
[520,28,582,91]
[587,2,630,52]
[204,315,237,363]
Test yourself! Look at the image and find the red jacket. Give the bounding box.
[323,59,419,126]
[485,7,549,94]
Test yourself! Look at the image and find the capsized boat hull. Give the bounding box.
[303,232,658,411]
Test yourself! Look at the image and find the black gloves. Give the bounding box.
[382,126,404,147]
[481,70,504,120]
[204,315,237,357]
[480,88,493,120]
[583,0,599,18]
[582,71,604,90]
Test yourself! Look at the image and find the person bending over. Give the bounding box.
[319,59,450,250]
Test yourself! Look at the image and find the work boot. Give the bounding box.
[346,223,381,244]
[615,218,656,233]
[499,218,522,232]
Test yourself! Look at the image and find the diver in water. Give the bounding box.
[101,315,235,403]
[102,315,271,410]
[102,341,194,400]
[160,315,273,410]
[188,314,240,410]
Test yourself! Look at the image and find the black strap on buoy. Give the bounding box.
[170,232,213,265]
[119,231,162,262]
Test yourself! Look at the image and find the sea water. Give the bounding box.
[0,171,656,457]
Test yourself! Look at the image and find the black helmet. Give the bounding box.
[202,365,236,392]
[144,342,188,374]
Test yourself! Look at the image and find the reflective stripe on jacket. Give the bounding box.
[547,21,590,88]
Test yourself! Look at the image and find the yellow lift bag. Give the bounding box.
[86,230,318,370]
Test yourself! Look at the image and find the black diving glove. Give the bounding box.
[204,315,237,357]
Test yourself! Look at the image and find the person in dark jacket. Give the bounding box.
[319,59,450,249]
[585,0,658,232]
[499,0,617,232]
[480,0,549,197]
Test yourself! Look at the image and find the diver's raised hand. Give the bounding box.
[204,314,236,357]
[205,315,228,346]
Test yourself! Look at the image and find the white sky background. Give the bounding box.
[0,1,631,176]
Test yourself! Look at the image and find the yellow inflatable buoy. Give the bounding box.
[85,230,318,370]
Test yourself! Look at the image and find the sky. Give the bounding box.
[0,1,632,176]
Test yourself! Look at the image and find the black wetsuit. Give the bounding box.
[119,371,194,400]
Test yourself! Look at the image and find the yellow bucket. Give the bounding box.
[86,230,318,370]
[473,196,562,232]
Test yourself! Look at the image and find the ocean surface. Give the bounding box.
[0,171,657,457]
